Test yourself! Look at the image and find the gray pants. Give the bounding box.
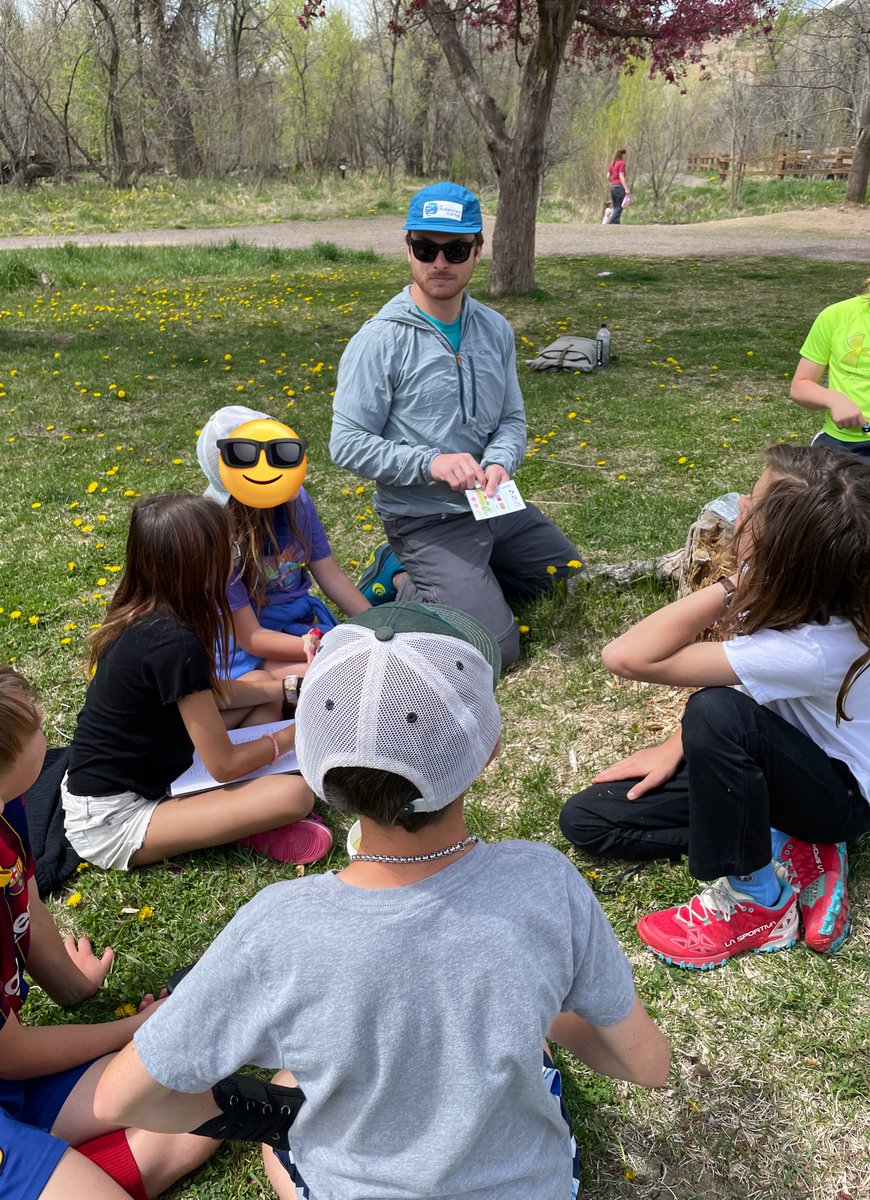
[382,503,581,667]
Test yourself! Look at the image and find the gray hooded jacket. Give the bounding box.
[330,286,527,518]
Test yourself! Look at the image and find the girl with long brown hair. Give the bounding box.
[61,494,332,869]
[561,444,870,969]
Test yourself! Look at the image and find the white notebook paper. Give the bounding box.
[170,720,298,797]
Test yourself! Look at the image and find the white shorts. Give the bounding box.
[61,773,162,870]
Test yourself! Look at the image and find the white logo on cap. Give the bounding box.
[422,200,463,222]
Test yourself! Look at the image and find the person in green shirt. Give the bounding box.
[791,290,870,458]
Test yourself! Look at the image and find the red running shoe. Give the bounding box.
[777,839,849,953]
[637,877,799,970]
[237,817,333,865]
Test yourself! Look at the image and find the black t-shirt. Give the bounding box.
[67,616,212,800]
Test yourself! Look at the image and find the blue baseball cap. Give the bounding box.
[403,182,482,234]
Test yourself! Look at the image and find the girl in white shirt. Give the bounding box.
[560,444,870,968]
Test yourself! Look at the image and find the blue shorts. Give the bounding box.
[221,601,339,680]
[273,1053,581,1199]
[0,1062,92,1200]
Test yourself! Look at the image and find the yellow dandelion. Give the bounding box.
[87,481,98,493]
[138,905,154,921]
[117,390,126,399]
[28,615,38,626]
[677,456,688,464]
[10,611,21,619]
[546,565,557,576]
[65,891,82,907]
[31,502,41,509]
[518,624,529,633]
[567,560,582,569]
[114,1002,137,1018]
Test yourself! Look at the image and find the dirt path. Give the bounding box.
[1,205,868,259]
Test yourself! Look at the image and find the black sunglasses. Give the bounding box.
[408,237,477,264]
[217,437,308,470]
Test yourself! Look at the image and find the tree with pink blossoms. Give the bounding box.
[306,0,774,294]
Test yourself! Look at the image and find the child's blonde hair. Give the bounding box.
[0,667,40,774]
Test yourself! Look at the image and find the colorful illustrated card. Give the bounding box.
[465,480,526,521]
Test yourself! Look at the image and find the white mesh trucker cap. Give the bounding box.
[196,404,270,503]
[295,603,502,813]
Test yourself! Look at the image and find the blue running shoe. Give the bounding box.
[358,544,402,605]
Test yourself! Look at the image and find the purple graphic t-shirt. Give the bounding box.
[226,489,331,614]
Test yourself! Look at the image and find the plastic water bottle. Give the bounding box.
[596,322,611,367]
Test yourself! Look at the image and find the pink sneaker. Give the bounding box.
[237,817,333,865]
[637,877,799,970]
[777,839,850,953]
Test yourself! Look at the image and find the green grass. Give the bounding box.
[0,172,853,239]
[631,176,849,225]
[3,247,868,1200]
[0,175,423,239]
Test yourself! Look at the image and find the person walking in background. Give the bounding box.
[607,150,630,224]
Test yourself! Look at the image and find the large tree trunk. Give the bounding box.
[140,0,203,178]
[489,155,541,294]
[404,40,439,176]
[846,95,870,203]
[425,0,577,295]
[89,0,131,187]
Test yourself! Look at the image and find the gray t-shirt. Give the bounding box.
[135,839,635,1200]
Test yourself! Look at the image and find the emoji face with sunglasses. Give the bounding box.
[217,417,309,508]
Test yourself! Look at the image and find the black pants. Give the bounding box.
[812,431,870,460]
[560,688,870,880]
[609,184,625,223]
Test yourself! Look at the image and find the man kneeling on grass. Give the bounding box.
[94,603,669,1199]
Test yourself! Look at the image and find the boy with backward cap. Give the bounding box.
[94,603,670,1199]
